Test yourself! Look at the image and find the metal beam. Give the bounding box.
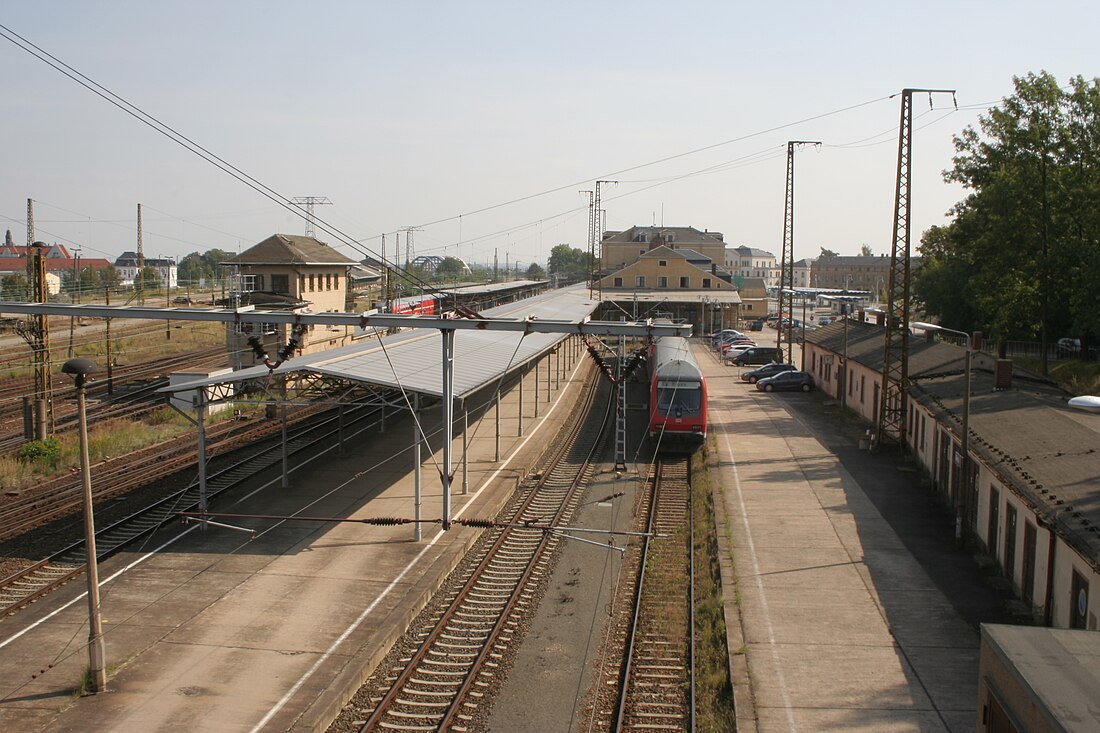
[0,302,692,338]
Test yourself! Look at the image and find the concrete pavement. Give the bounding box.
[704,345,980,732]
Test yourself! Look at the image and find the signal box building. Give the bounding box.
[220,234,359,366]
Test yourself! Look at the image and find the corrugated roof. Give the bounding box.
[162,287,600,399]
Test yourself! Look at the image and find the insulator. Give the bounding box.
[366,517,410,526]
[457,518,499,528]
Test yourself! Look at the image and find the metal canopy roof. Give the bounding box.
[159,287,601,399]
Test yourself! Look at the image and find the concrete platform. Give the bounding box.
[0,342,595,732]
[704,346,980,733]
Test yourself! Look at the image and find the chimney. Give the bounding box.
[994,359,1013,390]
[711,263,717,274]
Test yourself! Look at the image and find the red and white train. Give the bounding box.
[389,294,438,315]
[648,336,708,451]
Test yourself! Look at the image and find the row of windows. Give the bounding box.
[612,276,714,288]
[248,273,342,294]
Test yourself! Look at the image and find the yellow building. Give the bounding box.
[601,226,726,274]
[221,234,359,365]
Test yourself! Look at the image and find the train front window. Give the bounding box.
[657,383,701,415]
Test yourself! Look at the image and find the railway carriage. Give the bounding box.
[648,336,707,451]
[390,294,438,315]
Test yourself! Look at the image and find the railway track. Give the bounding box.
[0,402,380,618]
[344,369,610,732]
[587,456,695,733]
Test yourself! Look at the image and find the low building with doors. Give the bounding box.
[802,319,1100,633]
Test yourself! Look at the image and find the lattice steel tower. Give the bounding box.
[874,89,955,448]
[777,141,819,362]
[291,196,332,239]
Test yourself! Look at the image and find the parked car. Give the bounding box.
[740,362,797,383]
[749,319,765,332]
[1057,337,1082,356]
[711,330,746,346]
[729,346,784,366]
[720,340,756,355]
[756,370,815,392]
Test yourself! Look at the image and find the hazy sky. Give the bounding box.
[1,2,1096,269]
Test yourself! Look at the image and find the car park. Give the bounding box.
[720,340,756,355]
[755,370,815,392]
[728,346,784,366]
[740,362,797,383]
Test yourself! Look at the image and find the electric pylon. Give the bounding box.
[290,196,332,239]
[874,88,956,449]
[777,141,820,362]
[592,180,616,303]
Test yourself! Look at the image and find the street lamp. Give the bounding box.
[61,357,107,693]
[913,322,973,546]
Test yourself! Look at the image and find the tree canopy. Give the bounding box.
[914,71,1100,362]
[547,244,590,282]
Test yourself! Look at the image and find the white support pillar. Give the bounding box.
[413,393,422,542]
[518,367,524,436]
[337,403,345,456]
[494,389,501,462]
[462,408,469,495]
[196,390,208,518]
[441,329,455,529]
[280,400,289,488]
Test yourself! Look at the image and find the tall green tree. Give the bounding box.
[919,71,1100,367]
[547,244,590,281]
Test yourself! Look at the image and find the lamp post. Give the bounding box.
[913,322,972,546]
[62,357,107,693]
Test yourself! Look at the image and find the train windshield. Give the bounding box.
[656,381,701,416]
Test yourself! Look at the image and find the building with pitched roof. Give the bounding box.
[220,234,359,363]
[600,226,726,273]
[725,245,779,286]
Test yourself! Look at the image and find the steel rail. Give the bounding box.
[359,366,610,731]
[0,401,380,618]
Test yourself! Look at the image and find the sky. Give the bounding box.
[1,2,1097,271]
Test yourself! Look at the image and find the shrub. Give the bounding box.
[17,438,63,468]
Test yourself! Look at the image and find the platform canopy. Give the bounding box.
[155,286,665,400]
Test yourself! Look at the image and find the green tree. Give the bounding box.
[135,266,162,292]
[859,244,874,257]
[0,273,27,301]
[547,244,590,281]
[938,71,1100,366]
[98,265,122,289]
[819,247,839,258]
[525,262,546,279]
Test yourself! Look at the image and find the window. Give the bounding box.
[333,274,341,290]
[703,278,712,288]
[1070,569,1090,629]
[271,274,289,294]
[635,276,646,288]
[299,275,306,294]
[326,274,332,290]
[680,276,689,287]
[614,277,623,287]
[1004,505,1017,588]
[309,274,315,291]
[659,260,667,267]
[657,276,668,288]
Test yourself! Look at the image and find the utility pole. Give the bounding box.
[400,227,422,267]
[777,141,819,365]
[874,88,956,449]
[136,203,145,305]
[580,190,594,297]
[290,196,332,239]
[22,240,53,438]
[592,180,616,304]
